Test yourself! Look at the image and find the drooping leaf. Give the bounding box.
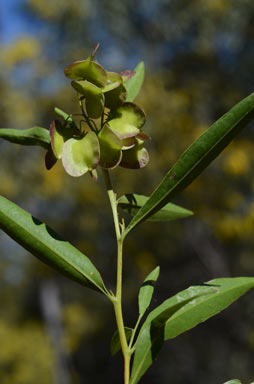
[98,125,122,169]
[108,102,146,139]
[0,127,50,149]
[71,80,105,118]
[110,327,133,356]
[64,59,107,87]
[120,138,149,169]
[118,194,193,222]
[62,132,100,177]
[138,266,160,316]
[125,93,254,236]
[0,195,107,294]
[130,277,254,384]
[124,62,145,102]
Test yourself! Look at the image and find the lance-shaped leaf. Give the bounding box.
[130,277,254,384]
[118,194,193,222]
[62,132,100,177]
[124,93,254,236]
[120,138,149,169]
[0,127,50,149]
[64,59,107,87]
[223,381,242,384]
[71,80,105,118]
[98,125,122,169]
[108,102,146,139]
[110,327,133,356]
[138,266,160,316]
[0,195,107,294]
[124,62,145,102]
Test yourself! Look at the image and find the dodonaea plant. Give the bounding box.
[0,45,254,384]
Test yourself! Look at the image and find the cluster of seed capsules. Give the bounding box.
[46,45,149,178]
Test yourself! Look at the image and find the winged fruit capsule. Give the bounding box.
[46,45,149,177]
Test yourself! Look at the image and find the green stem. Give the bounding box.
[102,169,131,384]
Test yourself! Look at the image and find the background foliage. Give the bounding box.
[0,0,253,383]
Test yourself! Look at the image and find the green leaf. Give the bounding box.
[130,277,254,384]
[0,127,50,149]
[0,195,107,294]
[125,93,254,236]
[118,194,193,222]
[98,125,122,169]
[223,381,242,384]
[110,327,133,356]
[108,102,146,139]
[125,62,145,102]
[64,59,107,87]
[138,266,160,316]
[62,132,100,177]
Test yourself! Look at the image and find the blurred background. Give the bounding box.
[0,0,254,383]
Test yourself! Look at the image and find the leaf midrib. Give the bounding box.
[0,203,104,293]
[131,280,254,383]
[127,101,254,233]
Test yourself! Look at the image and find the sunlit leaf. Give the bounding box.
[125,93,254,236]
[130,277,254,384]
[98,125,122,169]
[125,62,145,102]
[62,132,100,177]
[64,59,107,87]
[223,380,242,384]
[110,327,133,356]
[138,266,160,316]
[0,195,107,294]
[0,127,50,149]
[118,194,193,221]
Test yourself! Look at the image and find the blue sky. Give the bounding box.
[1,0,28,44]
